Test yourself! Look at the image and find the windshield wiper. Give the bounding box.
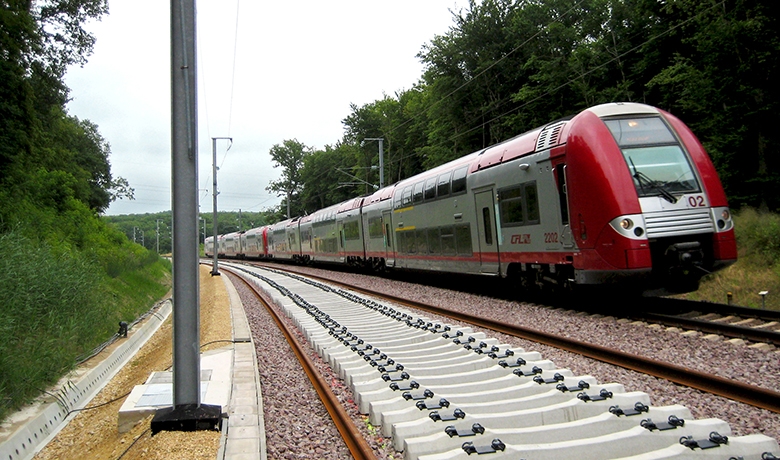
[629,157,678,204]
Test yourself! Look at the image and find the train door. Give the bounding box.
[474,189,499,274]
[382,210,395,267]
[555,164,574,248]
[338,222,345,261]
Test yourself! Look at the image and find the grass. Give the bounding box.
[0,230,171,421]
[675,207,780,310]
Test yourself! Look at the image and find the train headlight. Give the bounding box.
[610,214,647,240]
[711,207,734,232]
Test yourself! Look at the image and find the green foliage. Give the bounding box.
[733,208,780,265]
[290,0,779,215]
[266,139,312,218]
[0,228,169,421]
[680,208,780,310]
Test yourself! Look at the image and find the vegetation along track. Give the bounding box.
[220,261,779,459]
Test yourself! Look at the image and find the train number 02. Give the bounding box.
[544,232,559,243]
[687,195,705,208]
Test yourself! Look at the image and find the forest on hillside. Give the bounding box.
[1,0,777,232]
[266,0,778,218]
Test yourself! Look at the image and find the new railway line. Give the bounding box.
[242,259,780,350]
[219,260,780,459]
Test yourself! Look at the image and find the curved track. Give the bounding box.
[221,261,779,459]
[242,261,780,413]
[224,266,375,460]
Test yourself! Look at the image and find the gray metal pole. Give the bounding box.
[171,0,200,407]
[363,137,384,189]
[211,138,219,275]
[210,137,231,275]
[378,139,384,189]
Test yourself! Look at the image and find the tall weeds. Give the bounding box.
[0,229,170,421]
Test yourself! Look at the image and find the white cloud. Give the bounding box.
[65,0,460,215]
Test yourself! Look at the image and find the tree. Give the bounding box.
[0,0,133,223]
[646,0,780,210]
[299,143,357,212]
[266,139,311,218]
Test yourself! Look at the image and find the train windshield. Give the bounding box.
[604,116,700,202]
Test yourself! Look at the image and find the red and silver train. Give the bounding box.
[205,102,737,295]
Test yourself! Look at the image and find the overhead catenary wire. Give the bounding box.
[227,0,241,138]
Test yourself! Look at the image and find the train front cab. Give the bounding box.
[564,103,736,295]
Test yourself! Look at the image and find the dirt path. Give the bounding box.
[34,266,233,460]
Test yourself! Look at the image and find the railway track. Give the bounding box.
[243,260,780,349]
[631,297,780,347]
[223,261,779,459]
[223,266,376,460]
[242,261,780,413]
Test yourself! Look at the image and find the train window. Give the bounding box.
[440,226,456,255]
[427,227,441,254]
[405,230,417,254]
[499,187,525,226]
[344,221,360,240]
[525,183,540,224]
[455,224,472,256]
[385,223,392,249]
[368,216,383,239]
[604,117,676,147]
[499,181,539,227]
[451,166,468,195]
[437,172,452,197]
[394,192,403,209]
[416,229,428,254]
[396,231,406,253]
[413,182,424,204]
[482,208,493,246]
[424,178,436,200]
[555,165,570,226]
[402,186,413,206]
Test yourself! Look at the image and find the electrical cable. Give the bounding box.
[227,0,241,137]
[116,427,151,460]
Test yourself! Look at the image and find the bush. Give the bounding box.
[733,207,780,264]
[0,230,107,417]
[0,227,171,421]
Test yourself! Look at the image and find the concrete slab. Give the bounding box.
[117,349,232,433]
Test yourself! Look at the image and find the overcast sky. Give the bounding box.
[64,0,462,216]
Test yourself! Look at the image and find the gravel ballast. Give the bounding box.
[270,265,780,443]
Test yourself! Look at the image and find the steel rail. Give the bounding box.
[633,311,780,346]
[223,267,375,460]
[253,263,780,414]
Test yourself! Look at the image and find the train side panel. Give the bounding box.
[338,197,366,266]
[307,203,341,264]
[390,153,482,274]
[361,186,396,270]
